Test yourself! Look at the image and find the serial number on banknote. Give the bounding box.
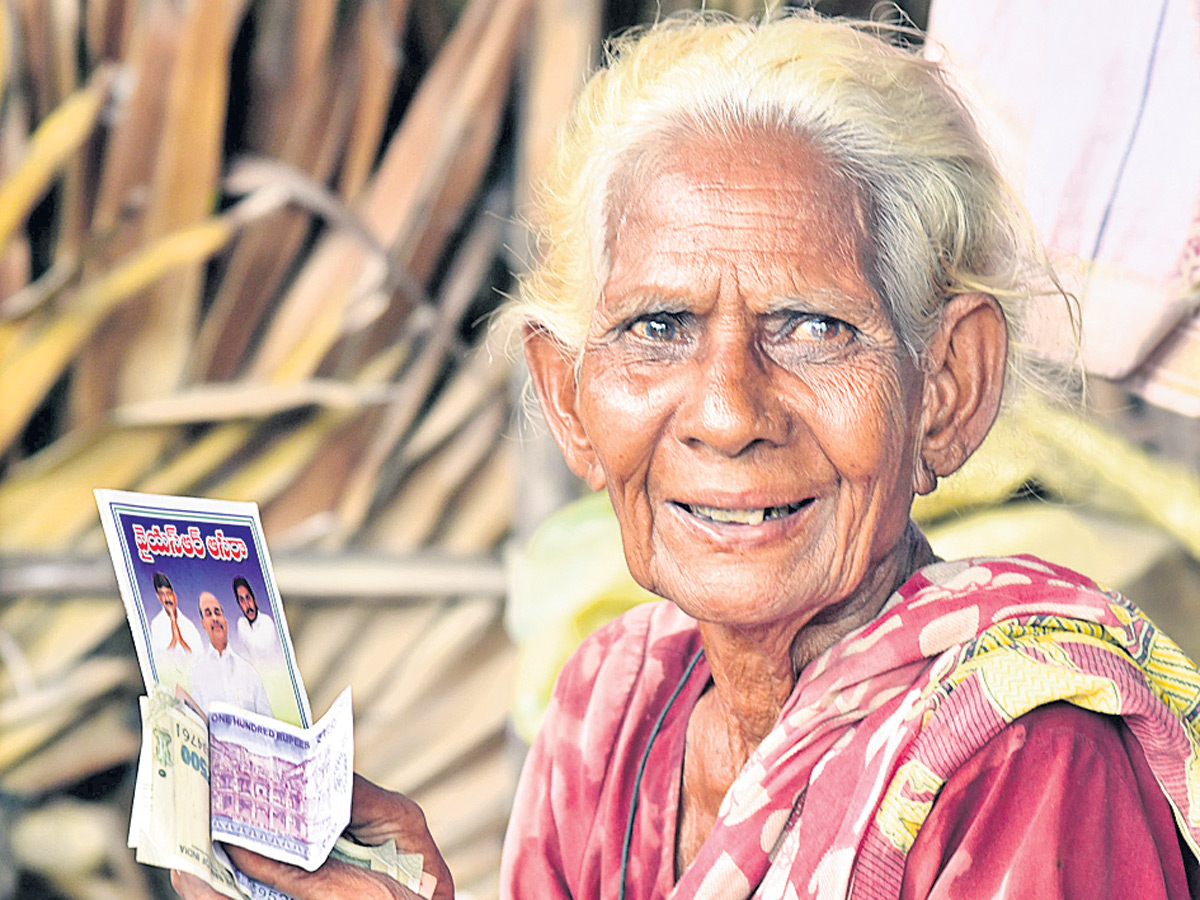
[175,723,210,781]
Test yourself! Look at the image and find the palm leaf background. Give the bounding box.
[0,1,565,896]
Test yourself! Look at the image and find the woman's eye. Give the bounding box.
[629,314,680,341]
[785,314,854,343]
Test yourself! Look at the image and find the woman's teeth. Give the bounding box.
[685,501,807,525]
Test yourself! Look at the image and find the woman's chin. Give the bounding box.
[654,566,843,634]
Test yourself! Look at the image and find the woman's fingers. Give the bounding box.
[173,775,452,900]
[224,844,419,900]
[175,853,415,900]
[170,870,232,900]
[344,775,454,900]
[347,774,431,839]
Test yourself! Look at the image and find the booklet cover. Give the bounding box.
[95,489,311,728]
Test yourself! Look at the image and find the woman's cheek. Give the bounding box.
[583,355,678,435]
[809,362,913,479]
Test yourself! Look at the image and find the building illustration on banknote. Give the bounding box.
[211,741,310,844]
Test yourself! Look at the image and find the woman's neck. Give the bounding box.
[695,522,934,765]
[676,524,934,876]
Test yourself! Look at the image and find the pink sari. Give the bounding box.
[502,555,1200,899]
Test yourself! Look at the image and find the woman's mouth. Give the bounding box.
[677,499,812,525]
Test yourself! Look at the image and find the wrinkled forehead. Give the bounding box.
[605,122,873,251]
[598,122,880,301]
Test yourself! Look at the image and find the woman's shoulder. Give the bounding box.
[910,553,1106,598]
[837,553,1130,676]
[892,552,1128,637]
[549,600,702,719]
[903,702,1193,899]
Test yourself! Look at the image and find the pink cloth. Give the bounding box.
[901,703,1191,898]
[926,0,1200,383]
[500,555,1200,899]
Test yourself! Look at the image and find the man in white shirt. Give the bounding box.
[147,572,202,685]
[190,590,272,718]
[232,576,279,666]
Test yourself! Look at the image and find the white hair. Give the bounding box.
[504,11,1054,379]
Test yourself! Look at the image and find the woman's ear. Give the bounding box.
[523,326,607,490]
[915,293,1008,493]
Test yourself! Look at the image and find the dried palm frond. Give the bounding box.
[0,1,602,896]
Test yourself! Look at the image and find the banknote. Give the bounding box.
[208,688,353,870]
[129,686,333,900]
[131,687,242,899]
[128,684,419,899]
[129,686,434,899]
[330,837,420,887]
[329,838,434,899]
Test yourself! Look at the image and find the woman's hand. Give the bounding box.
[171,775,453,900]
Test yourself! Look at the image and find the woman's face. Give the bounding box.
[570,130,929,630]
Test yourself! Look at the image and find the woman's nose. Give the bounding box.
[677,332,787,456]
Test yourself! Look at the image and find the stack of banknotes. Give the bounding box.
[129,685,433,899]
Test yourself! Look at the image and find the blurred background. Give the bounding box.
[1,1,1197,898]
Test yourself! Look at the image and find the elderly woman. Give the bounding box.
[177,12,1200,900]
